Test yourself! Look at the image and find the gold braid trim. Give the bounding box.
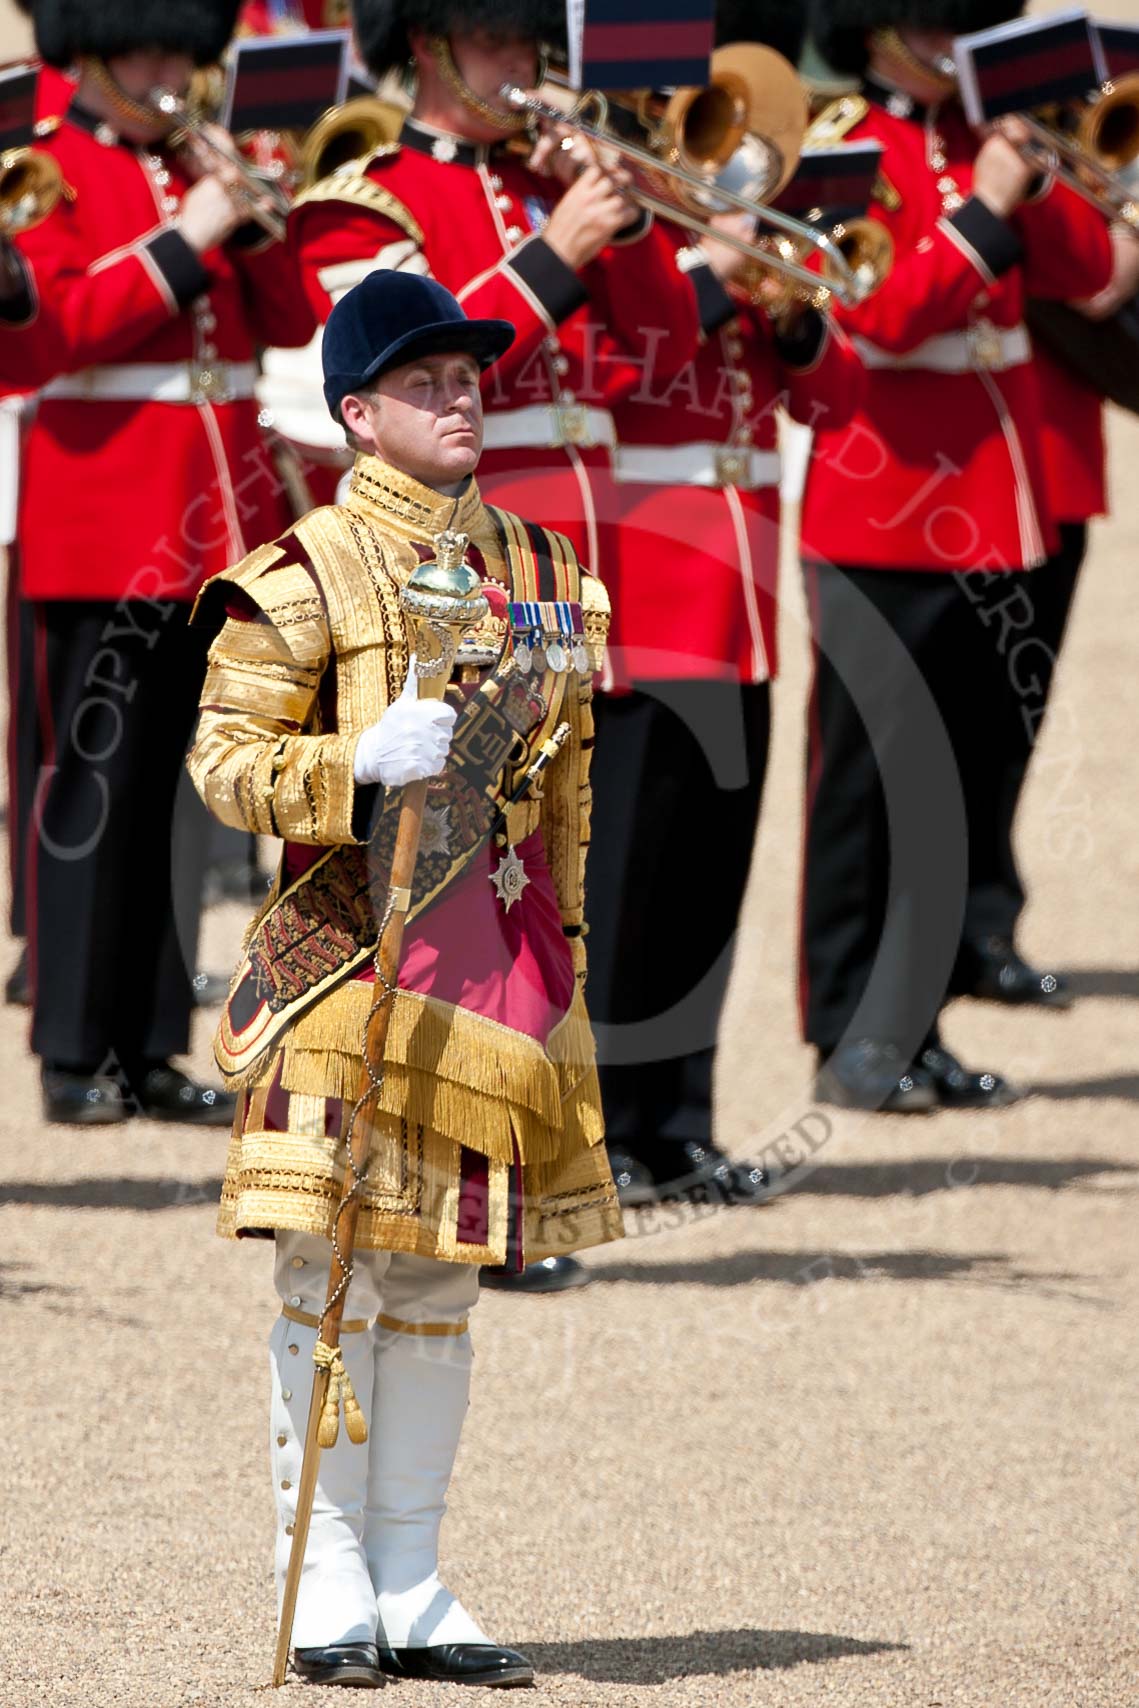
[376,1313,469,1337]
[272,981,600,1165]
[281,1304,371,1333]
[314,1340,368,1448]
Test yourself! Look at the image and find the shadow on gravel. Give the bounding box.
[0,1177,224,1210]
[1027,1074,1139,1102]
[788,1156,1137,1197]
[0,1261,74,1304]
[517,1627,907,1681]
[1061,967,1139,1000]
[589,1249,1099,1299]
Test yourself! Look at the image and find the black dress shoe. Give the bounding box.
[131,1063,237,1126]
[651,1139,769,1205]
[293,1642,384,1688]
[4,946,30,1006]
[920,1042,1019,1109]
[607,1146,659,1207]
[954,936,1071,1009]
[816,1040,938,1114]
[377,1642,534,1687]
[480,1256,590,1293]
[41,1066,130,1126]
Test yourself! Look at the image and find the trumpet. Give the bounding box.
[149,85,291,241]
[0,146,72,237]
[500,44,868,308]
[1008,78,1139,227]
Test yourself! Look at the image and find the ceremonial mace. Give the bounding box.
[272,534,489,1687]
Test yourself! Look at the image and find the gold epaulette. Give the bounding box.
[290,150,425,246]
[192,534,332,672]
[805,94,870,146]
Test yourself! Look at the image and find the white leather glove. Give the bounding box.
[353,656,457,788]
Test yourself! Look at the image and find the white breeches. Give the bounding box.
[270,1230,483,1650]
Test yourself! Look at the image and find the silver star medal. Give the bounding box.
[490,845,529,912]
[419,804,453,857]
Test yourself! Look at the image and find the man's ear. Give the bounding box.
[339,391,374,445]
[407,26,432,71]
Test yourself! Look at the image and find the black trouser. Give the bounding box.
[6,566,39,938]
[800,560,1033,1057]
[585,681,770,1163]
[961,521,1087,948]
[28,599,211,1070]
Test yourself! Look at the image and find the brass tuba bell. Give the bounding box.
[297,95,406,192]
[1076,73,1139,174]
[0,147,71,237]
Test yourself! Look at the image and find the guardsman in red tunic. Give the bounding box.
[800,0,1113,1111]
[3,44,78,1006]
[585,4,865,1206]
[282,0,700,577]
[13,0,315,1124]
[952,221,1139,1010]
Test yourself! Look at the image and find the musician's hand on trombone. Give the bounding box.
[1075,223,1139,321]
[528,112,596,184]
[542,161,638,270]
[973,117,1040,218]
[700,211,758,284]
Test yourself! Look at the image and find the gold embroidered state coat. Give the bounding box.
[187,455,621,1265]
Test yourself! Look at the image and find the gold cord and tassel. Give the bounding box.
[313,1340,368,1448]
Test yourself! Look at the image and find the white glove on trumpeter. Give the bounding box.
[353,656,457,788]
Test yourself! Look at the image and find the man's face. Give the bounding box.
[451,27,539,103]
[104,48,195,139]
[343,350,484,489]
[897,26,956,70]
[410,26,539,139]
[108,48,195,101]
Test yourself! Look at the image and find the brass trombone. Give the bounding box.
[148,84,292,241]
[500,44,868,307]
[0,147,72,236]
[1000,76,1139,227]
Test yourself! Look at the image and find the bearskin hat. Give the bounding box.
[35,0,241,69]
[353,0,567,80]
[715,0,808,68]
[810,0,1024,77]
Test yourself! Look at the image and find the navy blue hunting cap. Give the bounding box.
[322,272,515,420]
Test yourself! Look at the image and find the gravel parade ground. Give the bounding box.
[3,404,1136,1706]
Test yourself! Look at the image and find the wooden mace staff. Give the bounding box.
[272,534,489,1687]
